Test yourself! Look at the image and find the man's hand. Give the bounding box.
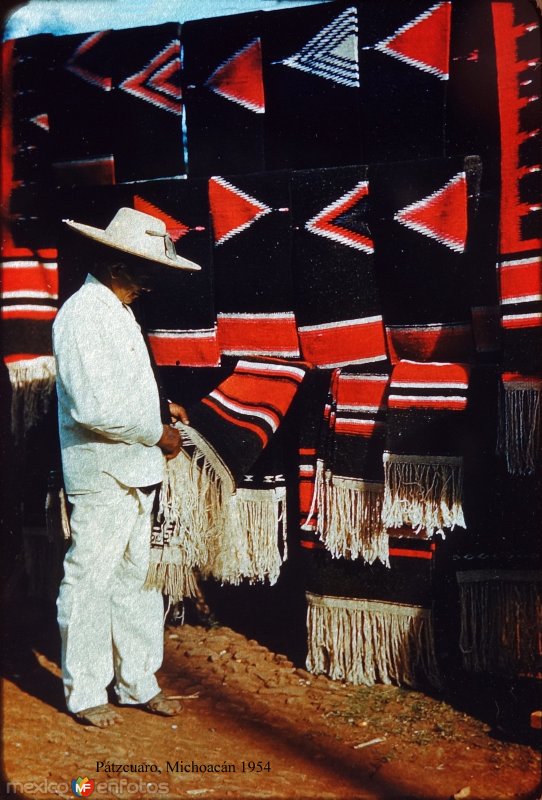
[169,402,189,425]
[157,424,182,460]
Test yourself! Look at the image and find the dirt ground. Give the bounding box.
[1,598,541,800]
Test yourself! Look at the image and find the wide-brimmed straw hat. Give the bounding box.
[63,207,201,271]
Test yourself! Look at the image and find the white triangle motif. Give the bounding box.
[281,6,359,88]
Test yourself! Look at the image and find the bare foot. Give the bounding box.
[74,704,122,727]
[139,691,182,717]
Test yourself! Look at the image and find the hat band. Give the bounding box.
[146,229,178,262]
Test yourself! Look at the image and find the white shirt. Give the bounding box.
[53,273,165,493]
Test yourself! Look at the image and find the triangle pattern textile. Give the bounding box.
[65,31,112,91]
[206,38,265,114]
[374,1,451,80]
[369,157,478,364]
[394,172,467,253]
[306,181,373,254]
[120,39,182,115]
[112,23,184,182]
[182,11,265,176]
[133,195,189,242]
[209,172,299,358]
[209,176,271,245]
[281,5,360,88]
[261,2,362,169]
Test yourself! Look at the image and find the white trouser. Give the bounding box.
[57,473,164,714]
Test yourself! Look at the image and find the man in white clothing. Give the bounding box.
[53,207,200,727]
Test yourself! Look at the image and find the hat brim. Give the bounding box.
[64,219,202,271]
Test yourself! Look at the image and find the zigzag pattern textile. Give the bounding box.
[369,156,480,364]
[208,171,299,359]
[183,11,265,176]
[148,358,309,593]
[49,23,184,186]
[491,1,542,475]
[290,165,387,368]
[304,541,441,688]
[1,37,58,438]
[303,367,391,566]
[261,2,362,169]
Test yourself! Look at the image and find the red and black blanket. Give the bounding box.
[182,11,265,177]
[290,165,387,368]
[208,170,299,359]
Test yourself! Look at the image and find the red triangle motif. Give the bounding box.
[209,177,271,245]
[206,39,265,114]
[31,113,49,132]
[66,31,112,90]
[375,2,451,80]
[133,195,188,242]
[394,173,467,252]
[120,41,182,115]
[306,182,374,253]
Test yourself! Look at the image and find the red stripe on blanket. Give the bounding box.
[201,396,269,446]
[221,373,300,410]
[2,262,59,296]
[148,330,220,367]
[388,395,467,411]
[298,317,387,367]
[501,313,542,330]
[334,418,385,436]
[388,548,434,560]
[499,256,542,304]
[217,313,300,357]
[390,360,470,387]
[335,373,388,409]
[1,307,57,320]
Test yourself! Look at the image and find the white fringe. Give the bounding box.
[151,426,289,591]
[457,569,542,676]
[306,592,441,688]
[498,383,541,475]
[7,356,56,440]
[315,473,389,566]
[205,487,288,586]
[382,452,465,537]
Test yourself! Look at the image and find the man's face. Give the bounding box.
[112,263,153,305]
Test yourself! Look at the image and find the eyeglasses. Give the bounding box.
[146,229,178,261]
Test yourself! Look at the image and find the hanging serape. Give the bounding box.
[304,540,441,687]
[1,38,58,438]
[182,11,265,176]
[111,24,184,182]
[261,2,362,169]
[304,367,391,566]
[149,357,309,592]
[134,180,220,367]
[369,156,479,364]
[492,1,542,475]
[47,29,115,188]
[382,360,470,537]
[208,171,300,359]
[290,165,387,368]
[446,0,501,359]
[358,0,451,162]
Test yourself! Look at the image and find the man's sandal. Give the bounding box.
[74,704,121,728]
[138,691,182,717]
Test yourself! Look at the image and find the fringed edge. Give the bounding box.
[316,474,389,566]
[205,487,288,586]
[7,356,56,440]
[148,447,218,600]
[382,452,465,537]
[457,569,542,676]
[497,381,541,475]
[305,592,441,688]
